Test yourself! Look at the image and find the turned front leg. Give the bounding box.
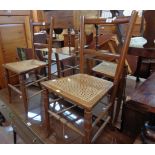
[84,109,92,143]
[42,88,50,137]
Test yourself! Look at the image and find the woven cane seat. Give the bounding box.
[42,74,113,110]
[3,59,47,74]
[92,60,117,78]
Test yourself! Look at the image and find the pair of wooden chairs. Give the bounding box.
[41,11,138,143]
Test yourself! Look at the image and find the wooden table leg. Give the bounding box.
[13,130,17,144]
[43,88,50,137]
[4,68,12,103]
[19,74,28,115]
[136,56,142,82]
[84,110,92,143]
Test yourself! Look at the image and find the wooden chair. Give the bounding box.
[41,24,79,78]
[129,11,155,82]
[41,11,137,143]
[31,20,54,79]
[3,18,53,116]
[54,25,79,78]
[88,14,134,123]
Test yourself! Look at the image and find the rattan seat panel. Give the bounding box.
[42,74,113,110]
[3,59,47,74]
[92,60,117,78]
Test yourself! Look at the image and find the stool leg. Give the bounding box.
[84,110,92,143]
[43,88,50,137]
[19,74,28,116]
[4,69,12,103]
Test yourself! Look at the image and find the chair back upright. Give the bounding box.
[79,11,138,113]
[30,17,54,79]
[16,48,33,61]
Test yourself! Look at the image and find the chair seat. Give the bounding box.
[129,37,147,48]
[44,52,72,61]
[3,59,47,74]
[92,60,117,78]
[41,73,113,110]
[40,47,75,55]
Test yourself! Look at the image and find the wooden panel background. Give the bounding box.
[36,10,100,29]
[0,10,30,16]
[0,11,32,89]
[0,24,27,63]
[44,10,74,28]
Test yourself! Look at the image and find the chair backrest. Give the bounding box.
[34,32,47,44]
[80,10,138,122]
[80,11,137,75]
[16,48,33,61]
[30,17,54,79]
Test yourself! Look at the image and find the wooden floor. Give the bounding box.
[0,75,143,144]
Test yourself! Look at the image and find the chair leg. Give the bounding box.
[136,56,142,82]
[19,74,28,116]
[147,63,152,77]
[4,69,12,103]
[55,53,62,78]
[34,69,41,89]
[13,130,17,144]
[113,66,127,124]
[84,110,92,143]
[43,88,51,137]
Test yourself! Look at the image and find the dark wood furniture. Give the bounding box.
[129,11,155,81]
[41,11,137,143]
[64,34,76,47]
[122,72,155,136]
